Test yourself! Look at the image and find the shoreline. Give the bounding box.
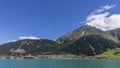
[1,55,120,60]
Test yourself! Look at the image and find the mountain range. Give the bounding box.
[0,25,120,56]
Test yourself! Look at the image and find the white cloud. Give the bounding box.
[0,35,40,44]
[86,5,120,31]
[19,36,40,40]
[92,5,115,14]
[0,40,17,44]
[103,5,115,10]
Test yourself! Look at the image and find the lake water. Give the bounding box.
[0,59,120,68]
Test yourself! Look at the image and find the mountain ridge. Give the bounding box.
[0,25,120,56]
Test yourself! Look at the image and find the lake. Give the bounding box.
[0,59,120,68]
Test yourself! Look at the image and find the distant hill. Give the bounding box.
[0,39,61,55]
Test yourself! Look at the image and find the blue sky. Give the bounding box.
[0,0,120,43]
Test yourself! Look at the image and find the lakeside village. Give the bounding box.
[0,49,79,59]
[0,54,79,59]
[0,46,80,59]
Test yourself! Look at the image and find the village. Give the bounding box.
[0,54,79,59]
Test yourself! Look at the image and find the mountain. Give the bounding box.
[57,25,106,45]
[57,25,120,56]
[62,35,118,56]
[107,28,120,41]
[0,39,61,55]
[57,25,119,45]
[0,25,120,56]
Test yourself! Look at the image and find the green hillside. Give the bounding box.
[62,35,118,56]
[95,48,120,59]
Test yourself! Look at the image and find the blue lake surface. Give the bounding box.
[0,59,120,68]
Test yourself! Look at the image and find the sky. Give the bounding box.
[0,0,120,44]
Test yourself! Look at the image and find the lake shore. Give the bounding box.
[1,54,120,59]
[0,54,81,59]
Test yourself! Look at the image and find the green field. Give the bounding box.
[94,48,120,59]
